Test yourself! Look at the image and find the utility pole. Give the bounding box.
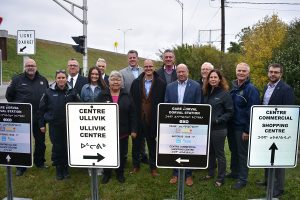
[117,28,132,54]
[175,0,184,45]
[221,0,225,52]
[53,0,88,76]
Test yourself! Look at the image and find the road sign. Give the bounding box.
[248,105,300,168]
[0,103,32,167]
[66,103,119,168]
[156,103,211,169]
[17,30,35,55]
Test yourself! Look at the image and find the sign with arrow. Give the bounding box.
[66,103,119,168]
[0,103,32,167]
[156,103,211,169]
[248,105,300,168]
[17,30,35,55]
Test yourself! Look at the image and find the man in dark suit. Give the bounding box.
[165,63,201,186]
[96,58,109,86]
[258,63,295,198]
[67,58,88,94]
[130,59,166,177]
[156,49,177,84]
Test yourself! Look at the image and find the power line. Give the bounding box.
[228,5,300,12]
[227,1,300,5]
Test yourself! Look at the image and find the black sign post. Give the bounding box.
[156,103,211,200]
[0,103,32,200]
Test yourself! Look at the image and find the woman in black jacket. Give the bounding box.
[38,70,80,180]
[98,70,137,184]
[202,69,233,187]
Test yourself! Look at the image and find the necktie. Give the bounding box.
[69,77,74,88]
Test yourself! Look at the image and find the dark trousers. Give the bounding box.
[234,128,249,183]
[132,125,148,168]
[140,122,157,170]
[208,129,227,182]
[227,126,239,177]
[264,168,285,193]
[104,137,128,176]
[17,121,46,172]
[49,123,68,166]
[173,169,192,178]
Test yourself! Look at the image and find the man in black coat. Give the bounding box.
[258,63,295,198]
[130,59,166,177]
[67,58,88,94]
[6,58,49,176]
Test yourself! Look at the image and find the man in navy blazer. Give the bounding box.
[67,58,88,94]
[259,63,295,198]
[165,63,201,186]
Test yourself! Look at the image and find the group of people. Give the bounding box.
[6,49,295,198]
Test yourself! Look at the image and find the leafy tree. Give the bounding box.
[238,14,287,90]
[270,19,300,103]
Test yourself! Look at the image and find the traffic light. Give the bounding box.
[72,35,85,55]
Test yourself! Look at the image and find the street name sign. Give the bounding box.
[66,103,119,168]
[248,105,300,168]
[0,103,32,167]
[17,30,35,55]
[156,103,211,169]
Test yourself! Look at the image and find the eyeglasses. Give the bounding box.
[98,65,105,68]
[144,65,154,68]
[68,64,78,67]
[110,78,121,82]
[56,69,66,74]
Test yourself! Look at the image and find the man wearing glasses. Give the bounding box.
[6,58,49,176]
[130,59,166,177]
[67,58,88,94]
[257,63,295,198]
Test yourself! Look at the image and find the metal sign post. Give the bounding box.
[177,169,185,200]
[248,105,300,200]
[90,168,99,200]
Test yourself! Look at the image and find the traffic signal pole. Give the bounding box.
[53,0,88,76]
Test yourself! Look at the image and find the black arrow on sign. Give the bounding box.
[20,46,27,52]
[83,153,105,162]
[269,142,278,166]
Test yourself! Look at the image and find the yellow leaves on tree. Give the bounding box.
[240,14,287,90]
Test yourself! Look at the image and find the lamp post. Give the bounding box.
[117,28,132,54]
[175,0,183,45]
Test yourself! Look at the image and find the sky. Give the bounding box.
[1,0,300,60]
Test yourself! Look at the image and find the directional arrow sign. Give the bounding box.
[269,143,278,166]
[83,153,105,162]
[176,158,190,164]
[20,46,27,52]
[6,155,11,163]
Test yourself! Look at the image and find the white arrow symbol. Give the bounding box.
[176,158,189,163]
[6,155,11,162]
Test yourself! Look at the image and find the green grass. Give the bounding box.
[2,38,158,82]
[0,135,299,200]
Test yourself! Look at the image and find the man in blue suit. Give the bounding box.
[258,63,295,198]
[165,63,201,186]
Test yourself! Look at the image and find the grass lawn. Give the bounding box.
[0,134,299,200]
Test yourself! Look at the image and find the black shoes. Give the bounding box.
[273,190,284,198]
[63,165,70,179]
[232,181,247,189]
[56,166,64,180]
[101,175,111,184]
[16,169,26,176]
[117,174,125,183]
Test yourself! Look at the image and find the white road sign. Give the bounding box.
[17,30,35,55]
[248,105,300,168]
[66,103,119,168]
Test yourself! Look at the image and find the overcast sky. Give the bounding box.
[1,0,300,60]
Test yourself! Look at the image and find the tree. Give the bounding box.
[237,14,287,90]
[270,19,300,103]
